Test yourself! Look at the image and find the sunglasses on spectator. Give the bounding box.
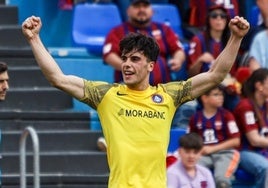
[209,12,227,19]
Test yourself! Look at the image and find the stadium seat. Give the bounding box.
[151,4,184,39]
[249,5,260,27]
[72,3,122,55]
[167,128,187,153]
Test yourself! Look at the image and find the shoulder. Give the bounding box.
[196,164,213,175]
[235,98,252,109]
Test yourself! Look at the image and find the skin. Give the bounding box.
[21,15,249,103]
[104,2,185,73]
[257,0,268,27]
[0,70,9,101]
[178,147,202,177]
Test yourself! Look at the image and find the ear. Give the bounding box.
[127,6,131,17]
[148,61,154,72]
[255,81,263,91]
[200,95,207,103]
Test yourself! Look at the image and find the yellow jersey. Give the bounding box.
[79,79,193,188]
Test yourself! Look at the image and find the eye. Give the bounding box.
[130,56,140,62]
[121,56,127,62]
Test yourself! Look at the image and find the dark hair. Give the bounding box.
[242,68,268,98]
[0,61,8,73]
[197,85,224,108]
[179,132,203,151]
[204,8,230,50]
[119,32,160,62]
[242,68,268,129]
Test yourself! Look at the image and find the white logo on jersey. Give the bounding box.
[227,120,239,134]
[103,43,112,54]
[203,129,218,144]
[152,94,163,103]
[245,111,255,125]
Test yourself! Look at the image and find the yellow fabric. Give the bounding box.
[80,80,193,188]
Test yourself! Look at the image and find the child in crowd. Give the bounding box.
[189,85,240,188]
[167,132,215,188]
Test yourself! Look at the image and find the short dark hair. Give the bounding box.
[119,32,160,62]
[0,61,8,73]
[179,132,203,151]
[197,85,224,108]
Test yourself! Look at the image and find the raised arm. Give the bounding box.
[22,16,84,99]
[190,16,250,99]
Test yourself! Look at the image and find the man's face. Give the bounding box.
[0,71,9,101]
[127,3,153,26]
[120,50,154,90]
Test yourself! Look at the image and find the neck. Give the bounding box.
[203,106,218,118]
[254,92,266,107]
[210,29,223,42]
[185,166,196,178]
[129,20,150,29]
[127,82,150,91]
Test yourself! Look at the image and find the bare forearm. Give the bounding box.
[209,35,242,81]
[28,36,64,85]
[104,53,122,71]
[203,138,240,155]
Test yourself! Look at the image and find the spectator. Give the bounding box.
[188,4,240,111]
[114,0,169,21]
[233,68,268,187]
[0,61,9,187]
[103,0,186,86]
[188,4,230,77]
[189,85,240,188]
[167,132,216,188]
[21,15,249,188]
[239,0,268,60]
[0,62,9,102]
[188,0,239,29]
[248,29,268,71]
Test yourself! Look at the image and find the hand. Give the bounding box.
[198,52,214,64]
[168,58,183,72]
[22,16,42,40]
[201,146,214,155]
[228,16,250,38]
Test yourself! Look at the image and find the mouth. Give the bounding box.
[123,69,135,77]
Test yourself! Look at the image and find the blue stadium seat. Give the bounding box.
[151,4,184,39]
[167,128,187,153]
[151,4,189,82]
[249,5,260,27]
[72,3,122,55]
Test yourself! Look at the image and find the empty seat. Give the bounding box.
[249,5,260,27]
[72,3,122,55]
[151,4,184,39]
[167,128,186,153]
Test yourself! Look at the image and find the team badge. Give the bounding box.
[245,111,255,125]
[152,94,163,103]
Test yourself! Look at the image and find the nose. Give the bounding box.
[122,58,132,67]
[3,80,9,90]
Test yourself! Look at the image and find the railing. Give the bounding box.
[19,126,40,188]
